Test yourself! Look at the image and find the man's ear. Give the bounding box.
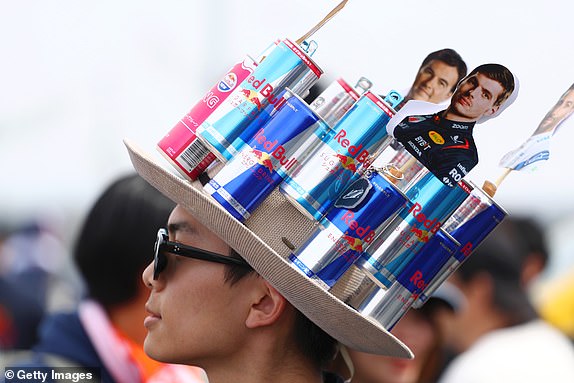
[484,104,501,118]
[245,280,288,329]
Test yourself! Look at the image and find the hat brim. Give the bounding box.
[125,139,412,358]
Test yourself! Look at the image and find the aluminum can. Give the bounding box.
[203,91,329,221]
[288,169,407,289]
[371,140,428,192]
[357,170,470,287]
[280,92,396,221]
[310,77,372,127]
[197,39,323,161]
[352,229,459,330]
[413,180,508,307]
[156,56,258,180]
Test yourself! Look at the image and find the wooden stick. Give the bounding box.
[296,0,349,45]
[482,168,512,198]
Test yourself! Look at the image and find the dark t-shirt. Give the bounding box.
[393,112,478,187]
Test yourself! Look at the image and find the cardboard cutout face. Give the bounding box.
[407,60,461,104]
[533,86,574,135]
[445,73,504,122]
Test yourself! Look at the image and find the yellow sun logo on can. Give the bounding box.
[428,131,445,145]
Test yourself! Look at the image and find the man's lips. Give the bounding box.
[458,96,471,107]
[416,86,431,98]
[144,304,162,327]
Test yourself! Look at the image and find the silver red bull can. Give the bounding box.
[371,140,428,192]
[413,180,508,308]
[288,168,407,289]
[350,229,459,330]
[197,39,323,162]
[280,91,398,221]
[356,170,470,288]
[310,77,372,127]
[156,56,258,180]
[203,90,329,221]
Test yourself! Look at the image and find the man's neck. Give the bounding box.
[442,108,478,123]
[205,362,324,383]
[203,340,324,383]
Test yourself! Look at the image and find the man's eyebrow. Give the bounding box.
[168,221,196,235]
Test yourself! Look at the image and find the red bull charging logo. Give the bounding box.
[244,75,288,111]
[252,128,299,171]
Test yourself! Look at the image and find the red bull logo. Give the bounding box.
[341,235,364,253]
[245,76,288,111]
[252,128,299,171]
[411,227,431,243]
[251,148,274,172]
[459,241,473,257]
[408,202,441,234]
[340,211,376,243]
[333,129,372,168]
[335,154,357,172]
[241,89,263,111]
[409,270,428,298]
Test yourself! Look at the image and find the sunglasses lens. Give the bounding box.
[154,229,168,280]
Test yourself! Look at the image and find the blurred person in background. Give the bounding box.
[0,220,72,349]
[436,218,574,383]
[330,285,464,383]
[506,216,549,288]
[6,174,206,383]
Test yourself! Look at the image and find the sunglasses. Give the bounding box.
[153,228,251,280]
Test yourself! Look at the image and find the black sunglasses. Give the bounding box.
[153,228,251,280]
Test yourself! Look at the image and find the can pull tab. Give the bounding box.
[354,77,373,96]
[366,164,404,184]
[384,90,404,109]
[299,40,319,56]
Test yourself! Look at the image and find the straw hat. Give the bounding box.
[124,139,412,358]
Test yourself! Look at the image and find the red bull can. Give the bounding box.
[197,39,323,161]
[413,180,507,308]
[203,91,329,221]
[350,229,459,330]
[280,91,397,221]
[156,56,258,180]
[310,77,372,127]
[288,168,407,289]
[371,140,428,192]
[356,170,470,288]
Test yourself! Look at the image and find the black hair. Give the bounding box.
[224,253,338,368]
[74,173,175,308]
[456,225,537,325]
[467,63,515,106]
[421,48,468,92]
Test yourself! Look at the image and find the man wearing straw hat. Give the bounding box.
[125,141,412,383]
[388,63,517,187]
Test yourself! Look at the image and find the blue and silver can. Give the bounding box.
[288,168,407,289]
[280,91,397,221]
[413,180,507,307]
[204,90,329,221]
[309,77,371,127]
[357,170,470,287]
[351,229,459,330]
[197,39,323,161]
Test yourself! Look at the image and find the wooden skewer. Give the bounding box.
[296,0,349,45]
[482,168,512,198]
